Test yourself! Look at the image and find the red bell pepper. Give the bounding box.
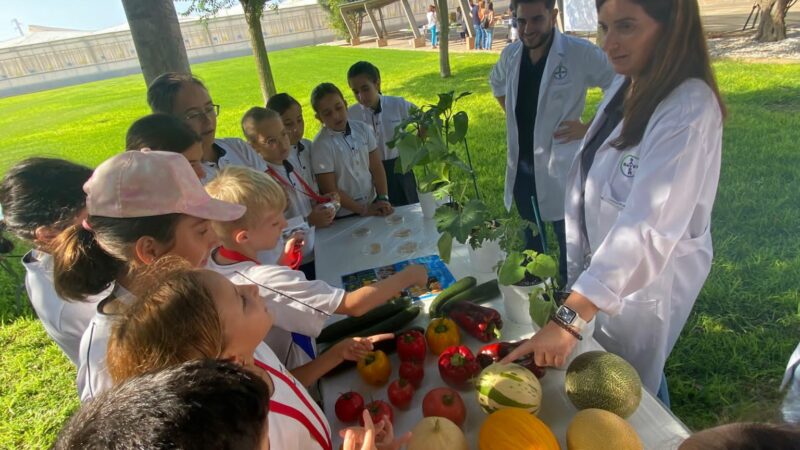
[446,302,503,342]
[399,360,425,388]
[396,329,427,362]
[437,345,481,390]
[476,341,546,379]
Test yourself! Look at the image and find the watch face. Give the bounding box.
[557,306,577,324]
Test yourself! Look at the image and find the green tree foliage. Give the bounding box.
[317,0,366,41]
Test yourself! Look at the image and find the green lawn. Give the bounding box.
[0,46,798,448]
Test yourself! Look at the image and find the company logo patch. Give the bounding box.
[620,155,639,177]
[553,63,568,81]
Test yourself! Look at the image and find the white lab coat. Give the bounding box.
[566,76,724,392]
[489,29,615,220]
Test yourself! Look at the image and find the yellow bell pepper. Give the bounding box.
[426,317,461,355]
[357,350,391,386]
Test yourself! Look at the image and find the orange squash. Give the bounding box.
[479,407,560,450]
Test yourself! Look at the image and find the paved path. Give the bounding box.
[333,0,799,52]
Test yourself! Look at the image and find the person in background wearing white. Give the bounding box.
[782,343,800,424]
[504,0,726,408]
[0,158,107,366]
[426,5,439,49]
[489,0,615,285]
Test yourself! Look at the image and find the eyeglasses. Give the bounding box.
[184,104,220,122]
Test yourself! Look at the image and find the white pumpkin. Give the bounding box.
[407,416,468,450]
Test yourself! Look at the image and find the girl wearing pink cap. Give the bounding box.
[51,150,245,401]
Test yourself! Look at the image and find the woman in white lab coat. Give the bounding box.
[504,0,726,398]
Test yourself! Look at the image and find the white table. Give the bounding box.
[315,204,690,449]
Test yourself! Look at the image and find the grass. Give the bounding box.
[0,46,798,447]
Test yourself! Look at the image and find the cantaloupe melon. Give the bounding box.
[564,351,642,418]
[475,363,542,415]
[567,408,643,450]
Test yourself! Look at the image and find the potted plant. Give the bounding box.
[390,92,472,219]
[494,213,560,326]
[390,91,502,268]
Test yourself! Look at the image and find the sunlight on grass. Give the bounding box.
[0,47,799,446]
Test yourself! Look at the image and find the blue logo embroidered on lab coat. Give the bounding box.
[620,155,639,177]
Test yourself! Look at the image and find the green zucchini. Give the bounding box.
[429,276,477,317]
[317,296,412,343]
[441,279,501,313]
[344,305,422,339]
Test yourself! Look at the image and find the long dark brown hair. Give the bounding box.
[597,0,726,149]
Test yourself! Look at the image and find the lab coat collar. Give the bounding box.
[581,75,627,149]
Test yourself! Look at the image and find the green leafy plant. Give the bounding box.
[492,213,558,327]
[390,91,491,263]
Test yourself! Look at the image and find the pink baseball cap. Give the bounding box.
[84,150,245,221]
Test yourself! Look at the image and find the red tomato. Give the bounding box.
[422,387,466,427]
[387,378,415,410]
[396,329,427,362]
[334,391,365,423]
[360,400,394,426]
[399,361,424,388]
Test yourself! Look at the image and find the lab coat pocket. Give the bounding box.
[674,223,711,258]
[593,183,625,248]
[598,297,662,360]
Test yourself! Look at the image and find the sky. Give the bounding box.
[0,0,184,43]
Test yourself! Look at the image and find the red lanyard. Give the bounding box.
[255,359,332,450]
[218,245,301,270]
[217,246,258,264]
[266,166,328,204]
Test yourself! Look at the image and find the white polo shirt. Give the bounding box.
[254,342,331,450]
[201,138,268,185]
[311,120,377,217]
[290,138,315,185]
[348,95,415,161]
[22,250,106,366]
[77,284,134,402]
[207,256,344,370]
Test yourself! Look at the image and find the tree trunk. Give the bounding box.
[437,0,451,78]
[756,0,788,42]
[122,0,190,86]
[243,4,277,102]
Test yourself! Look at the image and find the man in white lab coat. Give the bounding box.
[489,0,614,284]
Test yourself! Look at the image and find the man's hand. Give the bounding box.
[554,120,590,144]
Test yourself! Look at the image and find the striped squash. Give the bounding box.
[475,363,542,415]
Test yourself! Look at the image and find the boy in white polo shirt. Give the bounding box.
[310,82,393,218]
[147,72,267,184]
[347,61,419,206]
[241,106,336,278]
[205,166,428,373]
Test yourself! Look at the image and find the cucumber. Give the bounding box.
[344,305,422,339]
[441,279,501,313]
[429,276,477,317]
[317,296,412,343]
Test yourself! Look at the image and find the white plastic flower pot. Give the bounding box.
[418,191,437,219]
[500,281,544,325]
[467,238,502,273]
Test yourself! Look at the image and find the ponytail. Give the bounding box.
[51,214,183,302]
[51,224,124,302]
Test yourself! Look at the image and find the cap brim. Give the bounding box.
[184,197,246,222]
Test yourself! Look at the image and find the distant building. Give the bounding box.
[0,0,449,97]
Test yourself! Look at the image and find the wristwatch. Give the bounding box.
[374,194,389,203]
[554,305,588,332]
